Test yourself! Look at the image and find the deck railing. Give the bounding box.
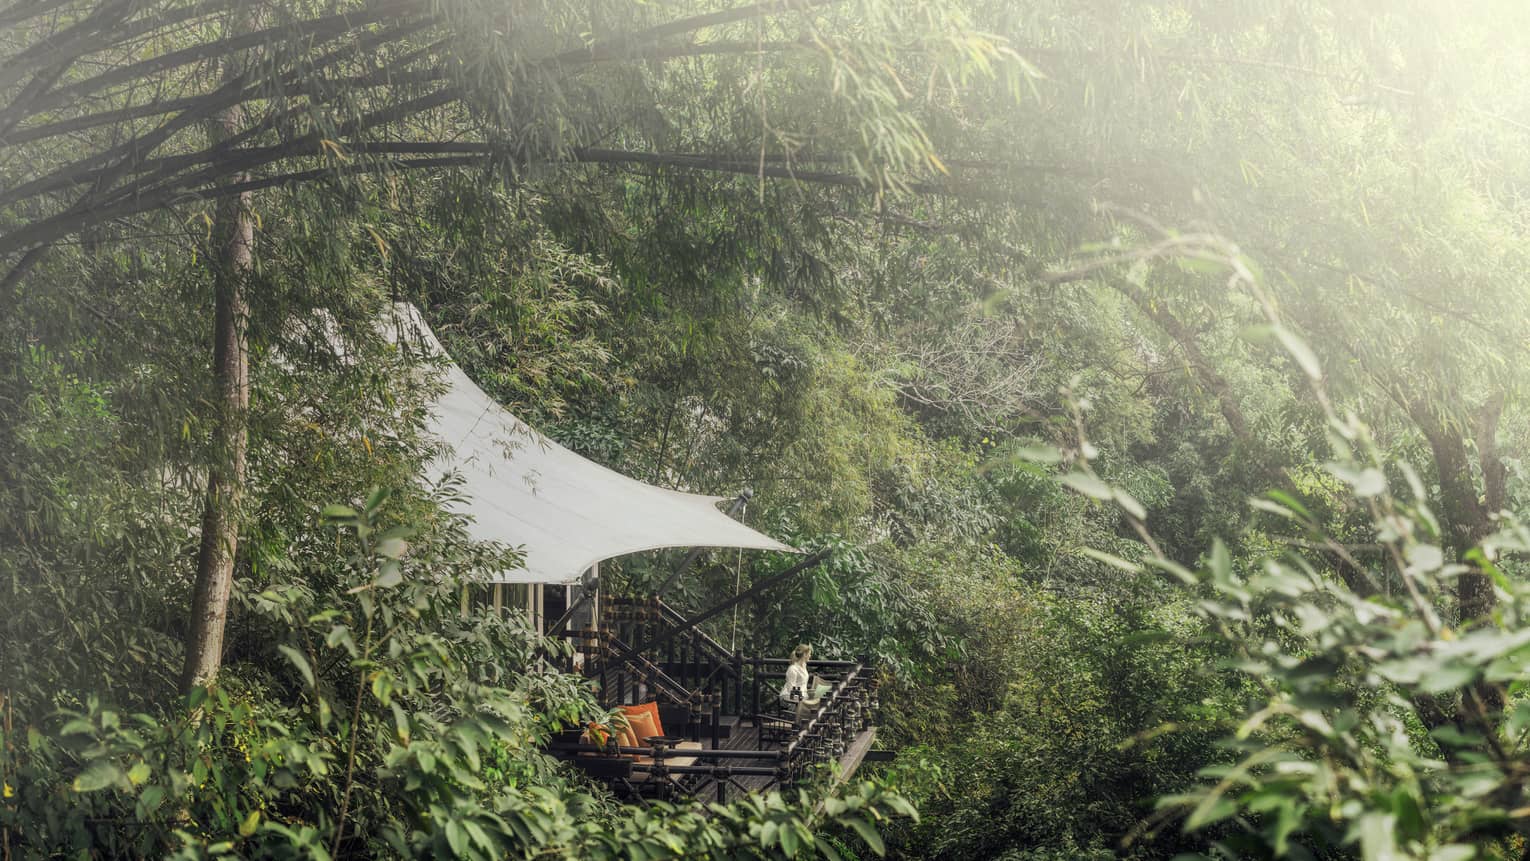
[550,597,880,802]
[551,655,878,802]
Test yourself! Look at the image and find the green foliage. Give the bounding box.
[1158,453,1530,859]
[0,491,918,858]
[882,582,1239,860]
[11,1,1530,859]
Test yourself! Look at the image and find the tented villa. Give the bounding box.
[390,304,880,803]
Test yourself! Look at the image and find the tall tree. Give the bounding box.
[180,16,254,691]
[1,0,1018,688]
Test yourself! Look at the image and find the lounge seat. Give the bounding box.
[664,740,704,769]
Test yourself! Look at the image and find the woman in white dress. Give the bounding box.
[780,644,814,719]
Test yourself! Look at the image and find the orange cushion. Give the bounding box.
[619,702,666,739]
[626,708,660,744]
[614,716,638,750]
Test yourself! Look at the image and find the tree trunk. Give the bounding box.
[180,67,253,694]
[1476,392,1507,515]
[1409,401,1497,623]
[1109,279,1252,443]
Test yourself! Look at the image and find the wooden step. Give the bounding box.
[686,712,740,740]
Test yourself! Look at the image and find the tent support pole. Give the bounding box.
[545,564,601,638]
[602,548,831,675]
[652,490,753,600]
[546,490,754,638]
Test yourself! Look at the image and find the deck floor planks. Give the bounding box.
[678,721,880,801]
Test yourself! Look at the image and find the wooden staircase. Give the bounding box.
[589,597,751,740]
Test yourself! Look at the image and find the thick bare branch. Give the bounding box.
[547,0,840,65]
[4,0,965,263]
[1408,399,1497,621]
[0,0,132,90]
[0,0,79,31]
[4,42,440,149]
[1107,277,1252,444]
[10,0,424,121]
[1,139,967,258]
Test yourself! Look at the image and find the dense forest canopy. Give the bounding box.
[5,0,1530,858]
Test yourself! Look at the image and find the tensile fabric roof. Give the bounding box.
[386,303,795,584]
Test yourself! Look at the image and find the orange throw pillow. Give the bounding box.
[613,715,638,750]
[619,702,666,739]
[626,708,660,744]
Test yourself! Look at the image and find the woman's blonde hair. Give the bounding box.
[792,644,812,662]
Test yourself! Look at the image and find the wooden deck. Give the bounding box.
[673,722,879,801]
[567,613,882,807]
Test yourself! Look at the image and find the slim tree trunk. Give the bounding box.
[1409,401,1497,623]
[180,60,253,694]
[1109,280,1252,444]
[1476,392,1507,515]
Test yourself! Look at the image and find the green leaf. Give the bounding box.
[239,810,261,837]
[374,560,403,588]
[372,671,394,705]
[1391,787,1425,840]
[73,760,125,793]
[464,820,495,853]
[1059,472,1112,500]
[1405,544,1444,574]
[1011,444,1062,464]
[843,816,885,856]
[1263,489,1314,521]
[126,761,150,786]
[391,701,411,742]
[1209,538,1232,581]
[1507,700,1530,739]
[1274,324,1322,380]
[1421,662,1476,695]
[1143,556,1198,585]
[278,645,316,688]
[320,504,357,522]
[446,819,467,856]
[376,536,408,559]
[1080,547,1142,573]
[325,625,355,654]
[1185,796,1238,830]
[780,823,800,856]
[1357,811,1397,861]
[1249,498,1297,520]
[1112,487,1147,520]
[1327,463,1386,497]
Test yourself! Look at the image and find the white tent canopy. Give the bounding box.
[385,303,796,584]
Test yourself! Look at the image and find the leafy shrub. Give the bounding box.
[882,586,1238,860]
[0,490,917,859]
[1160,460,1530,859]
